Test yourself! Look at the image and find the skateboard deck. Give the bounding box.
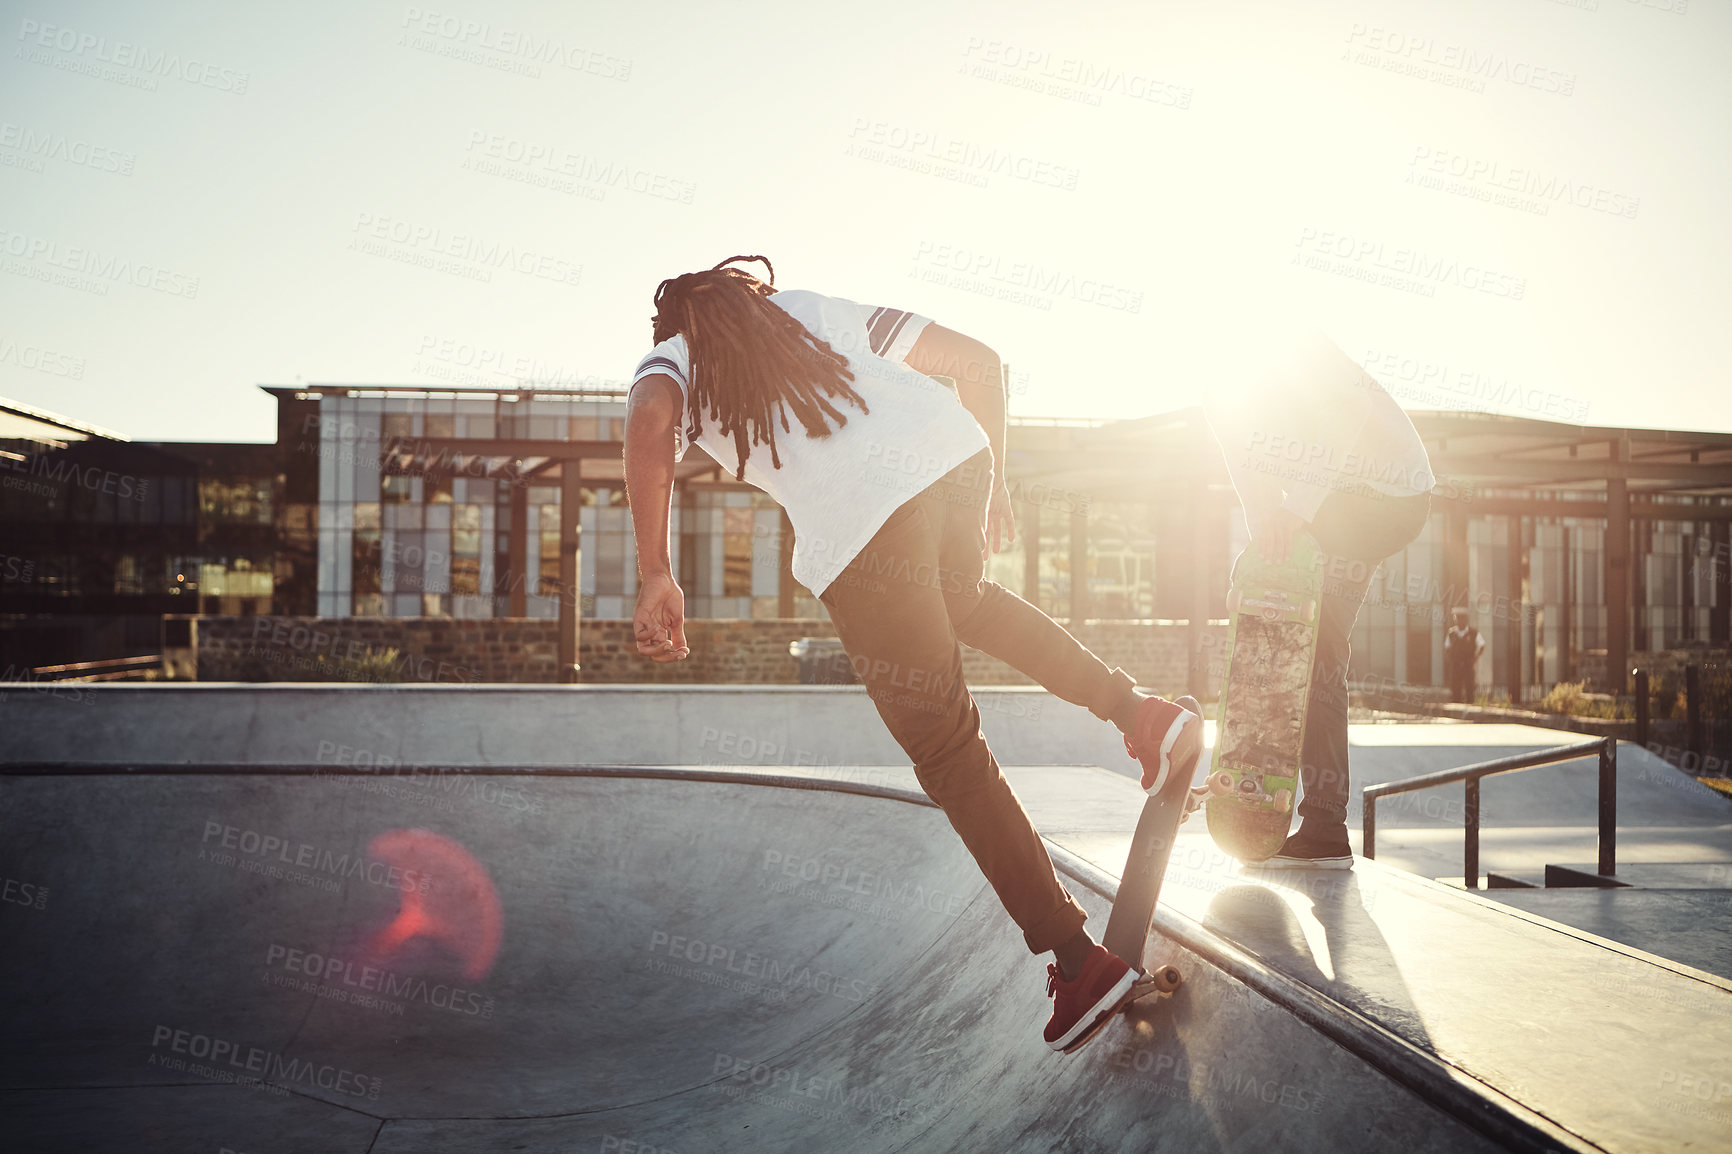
[1081,698,1213,1053]
[1205,534,1324,862]
[1099,764,1195,975]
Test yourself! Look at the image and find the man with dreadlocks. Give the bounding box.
[624,256,1203,1052]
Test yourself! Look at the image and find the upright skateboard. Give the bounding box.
[1205,533,1324,862]
[1083,699,1214,1052]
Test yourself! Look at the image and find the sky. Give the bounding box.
[2,0,1728,443]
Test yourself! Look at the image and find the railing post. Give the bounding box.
[1464,777,1480,889]
[1633,668,1649,750]
[1599,736,1618,878]
[1686,664,1703,770]
[1364,794,1377,861]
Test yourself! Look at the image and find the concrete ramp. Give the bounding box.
[2,767,1521,1154]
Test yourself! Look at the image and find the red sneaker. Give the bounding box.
[1124,695,1204,796]
[1043,943,1138,1053]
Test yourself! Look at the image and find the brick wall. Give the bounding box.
[963,621,1216,696]
[577,619,837,684]
[198,616,560,683]
[197,615,1220,692]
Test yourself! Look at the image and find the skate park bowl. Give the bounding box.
[5,684,1732,1152]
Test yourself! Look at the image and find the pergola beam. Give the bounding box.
[1451,498,1732,521]
[558,460,583,683]
[1605,438,1632,693]
[385,437,619,459]
[1429,456,1732,485]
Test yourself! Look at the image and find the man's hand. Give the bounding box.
[633,572,689,662]
[1256,506,1305,564]
[985,482,1016,555]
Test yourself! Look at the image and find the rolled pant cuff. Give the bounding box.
[1021,893,1089,956]
[1086,666,1140,727]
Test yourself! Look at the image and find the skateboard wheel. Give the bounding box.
[1150,965,1182,993]
[1274,788,1293,814]
[1207,772,1234,796]
[1226,590,1241,614]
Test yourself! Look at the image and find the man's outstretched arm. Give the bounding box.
[623,374,689,661]
[903,323,1015,553]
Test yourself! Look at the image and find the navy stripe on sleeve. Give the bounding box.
[867,308,908,355]
[634,355,685,383]
[882,311,913,356]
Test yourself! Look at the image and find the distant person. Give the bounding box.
[1204,328,1435,869]
[623,256,1203,1051]
[1444,606,1485,703]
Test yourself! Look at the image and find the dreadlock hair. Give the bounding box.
[651,255,868,480]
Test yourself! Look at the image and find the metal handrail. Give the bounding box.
[1362,736,1616,889]
[29,654,162,681]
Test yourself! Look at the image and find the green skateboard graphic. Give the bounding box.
[1205,533,1324,862]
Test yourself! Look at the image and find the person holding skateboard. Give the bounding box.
[1204,329,1434,869]
[624,256,1203,1051]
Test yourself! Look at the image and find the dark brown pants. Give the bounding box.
[1299,489,1432,828]
[819,451,1140,954]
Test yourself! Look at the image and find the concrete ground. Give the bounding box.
[1325,721,1732,885]
[5,685,1731,1151]
[1304,720,1732,977]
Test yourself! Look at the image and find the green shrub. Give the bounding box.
[1537,681,1587,715]
[1536,680,1632,720]
[241,646,404,683]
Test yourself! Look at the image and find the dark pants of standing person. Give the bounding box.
[819,450,1141,954]
[1294,488,1432,830]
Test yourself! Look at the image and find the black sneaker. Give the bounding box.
[1258,825,1354,870]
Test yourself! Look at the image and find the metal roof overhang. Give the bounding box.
[1005,409,1732,510]
[377,436,731,488]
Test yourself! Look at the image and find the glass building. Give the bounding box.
[3,387,1727,701]
[277,385,819,625]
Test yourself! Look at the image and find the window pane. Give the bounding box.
[451,554,481,596]
[724,533,752,597]
[353,530,381,596]
[539,530,561,596]
[139,476,161,523]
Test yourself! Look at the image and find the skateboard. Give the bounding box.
[1079,698,1214,1053]
[1204,533,1324,862]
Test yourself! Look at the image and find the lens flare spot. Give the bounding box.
[365,829,503,981]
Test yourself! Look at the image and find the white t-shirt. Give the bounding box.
[1202,328,1434,523]
[631,289,990,596]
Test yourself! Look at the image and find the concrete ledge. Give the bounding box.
[0,682,1135,773]
[1364,697,1639,741]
